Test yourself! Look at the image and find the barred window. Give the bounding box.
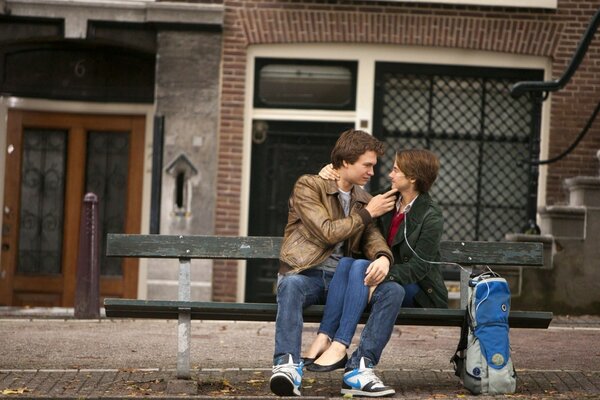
[373,62,543,242]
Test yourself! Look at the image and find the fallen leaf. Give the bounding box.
[221,379,233,388]
[2,387,30,395]
[245,379,265,386]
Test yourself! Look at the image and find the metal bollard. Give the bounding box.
[75,192,100,319]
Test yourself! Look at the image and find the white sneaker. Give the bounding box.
[341,357,395,397]
[270,354,303,396]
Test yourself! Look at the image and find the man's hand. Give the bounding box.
[364,256,390,286]
[365,189,398,218]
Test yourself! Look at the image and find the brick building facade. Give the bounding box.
[213,0,600,301]
[0,0,598,306]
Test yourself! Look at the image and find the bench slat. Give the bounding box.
[104,299,552,329]
[107,234,282,259]
[107,234,543,266]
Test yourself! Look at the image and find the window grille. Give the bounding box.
[373,63,543,242]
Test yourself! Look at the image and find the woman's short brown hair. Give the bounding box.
[331,129,385,168]
[395,149,440,193]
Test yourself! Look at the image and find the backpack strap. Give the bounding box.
[451,307,470,377]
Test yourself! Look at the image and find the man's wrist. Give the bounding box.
[377,254,391,267]
[357,208,373,225]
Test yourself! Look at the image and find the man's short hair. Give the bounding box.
[331,129,385,169]
[395,149,440,193]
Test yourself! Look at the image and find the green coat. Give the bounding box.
[378,191,448,308]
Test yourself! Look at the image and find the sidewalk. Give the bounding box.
[1,309,599,399]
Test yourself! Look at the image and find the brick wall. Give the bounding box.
[213,0,600,301]
[545,1,600,205]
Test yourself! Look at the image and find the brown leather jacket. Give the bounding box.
[279,175,393,273]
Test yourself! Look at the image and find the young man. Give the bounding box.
[270,129,405,397]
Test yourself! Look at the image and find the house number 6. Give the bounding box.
[75,59,86,77]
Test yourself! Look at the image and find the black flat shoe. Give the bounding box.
[306,354,348,372]
[302,357,315,367]
[302,348,328,367]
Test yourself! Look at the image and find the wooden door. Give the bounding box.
[0,111,145,306]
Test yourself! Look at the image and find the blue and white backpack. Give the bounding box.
[451,272,517,395]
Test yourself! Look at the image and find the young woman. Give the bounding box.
[305,149,448,372]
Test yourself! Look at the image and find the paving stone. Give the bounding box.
[1,316,599,398]
[0,369,598,398]
[166,377,198,394]
[75,371,105,396]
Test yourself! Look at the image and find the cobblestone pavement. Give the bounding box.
[1,368,600,399]
[1,311,599,399]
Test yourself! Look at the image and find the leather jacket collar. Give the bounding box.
[323,179,372,205]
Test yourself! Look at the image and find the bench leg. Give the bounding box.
[177,258,192,379]
[177,309,192,379]
[459,266,473,309]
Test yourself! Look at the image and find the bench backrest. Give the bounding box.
[107,234,543,266]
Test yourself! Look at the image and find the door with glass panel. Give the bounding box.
[246,58,357,302]
[0,111,144,306]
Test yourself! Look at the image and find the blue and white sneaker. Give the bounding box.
[270,354,303,396]
[342,357,395,397]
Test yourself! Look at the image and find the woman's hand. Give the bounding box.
[318,164,339,181]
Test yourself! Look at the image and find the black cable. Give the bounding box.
[508,7,600,166]
[530,99,600,166]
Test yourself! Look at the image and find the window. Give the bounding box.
[254,58,357,110]
[373,62,543,241]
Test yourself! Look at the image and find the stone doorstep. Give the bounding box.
[565,176,600,207]
[538,205,586,238]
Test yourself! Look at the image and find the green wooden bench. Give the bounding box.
[104,234,553,379]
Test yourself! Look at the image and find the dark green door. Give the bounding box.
[246,120,352,303]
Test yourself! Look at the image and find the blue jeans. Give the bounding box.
[347,280,405,368]
[274,268,331,364]
[401,282,421,308]
[318,257,370,347]
[274,265,406,369]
